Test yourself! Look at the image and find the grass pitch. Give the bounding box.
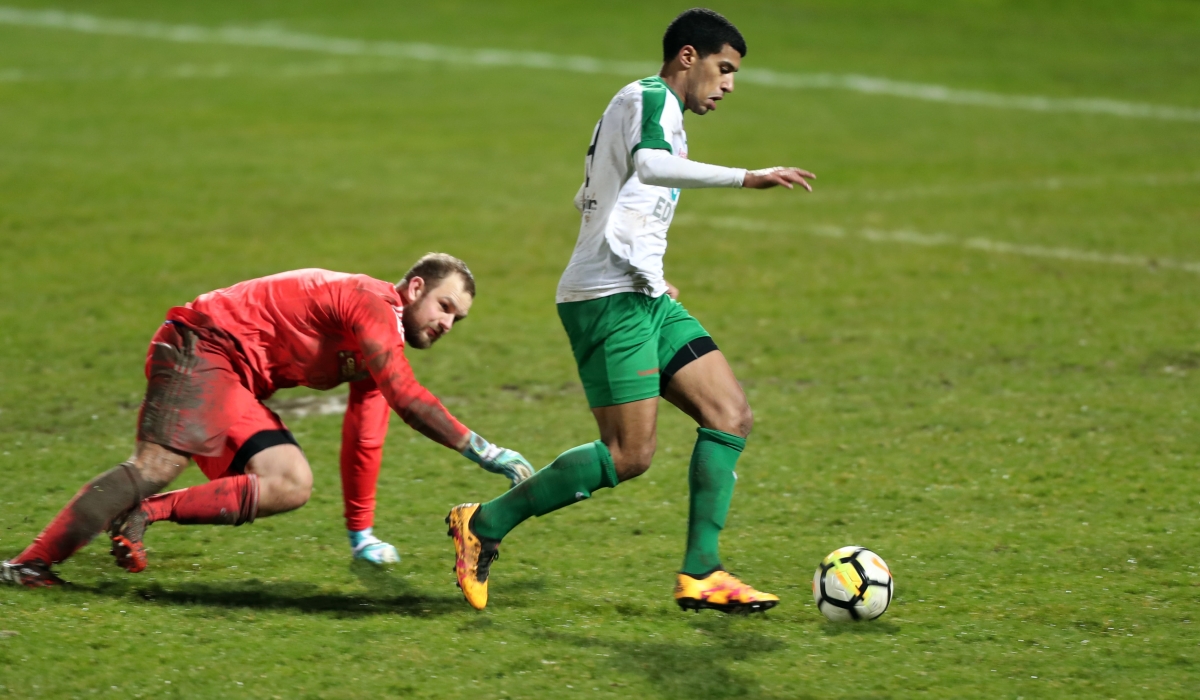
[2,1,1199,697]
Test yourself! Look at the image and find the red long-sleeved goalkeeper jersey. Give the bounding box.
[173,268,469,530]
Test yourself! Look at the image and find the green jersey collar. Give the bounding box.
[647,75,685,111]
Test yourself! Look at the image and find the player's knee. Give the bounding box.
[705,401,753,438]
[611,441,656,482]
[733,403,754,438]
[247,445,311,512]
[132,442,190,491]
[282,486,311,512]
[278,462,313,510]
[264,474,311,513]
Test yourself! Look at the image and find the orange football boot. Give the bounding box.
[446,503,499,610]
[674,569,779,614]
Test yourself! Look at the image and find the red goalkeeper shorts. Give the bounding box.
[136,312,298,481]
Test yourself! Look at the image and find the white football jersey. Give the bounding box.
[556,76,687,303]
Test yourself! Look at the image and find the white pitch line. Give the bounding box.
[1,6,1198,122]
[0,59,415,83]
[692,216,1200,275]
[807,171,1200,203]
[738,70,1200,122]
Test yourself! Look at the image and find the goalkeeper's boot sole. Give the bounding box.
[1,559,69,588]
[445,504,499,610]
[674,569,779,614]
[109,507,149,574]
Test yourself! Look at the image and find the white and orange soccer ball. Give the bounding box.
[812,546,894,621]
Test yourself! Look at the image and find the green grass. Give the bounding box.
[2,1,1199,697]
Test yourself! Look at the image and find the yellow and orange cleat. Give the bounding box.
[674,569,779,614]
[445,503,499,610]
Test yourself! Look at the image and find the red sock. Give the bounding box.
[142,474,259,526]
[16,485,98,565]
[16,463,146,565]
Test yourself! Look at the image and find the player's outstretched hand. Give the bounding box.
[462,432,535,488]
[743,167,816,191]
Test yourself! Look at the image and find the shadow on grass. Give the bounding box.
[488,574,547,600]
[540,616,809,700]
[820,620,901,636]
[88,568,464,618]
[350,559,550,609]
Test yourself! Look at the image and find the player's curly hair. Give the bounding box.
[402,252,476,297]
[662,8,747,63]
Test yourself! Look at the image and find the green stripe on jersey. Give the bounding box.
[633,76,674,155]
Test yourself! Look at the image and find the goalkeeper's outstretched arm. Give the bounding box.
[339,289,533,487]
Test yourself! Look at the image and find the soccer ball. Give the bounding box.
[812,546,894,622]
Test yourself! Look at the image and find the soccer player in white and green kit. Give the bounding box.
[448,8,815,613]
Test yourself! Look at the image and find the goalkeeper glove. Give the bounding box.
[461,432,533,487]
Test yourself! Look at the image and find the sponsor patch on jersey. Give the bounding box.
[652,197,674,223]
[338,351,371,382]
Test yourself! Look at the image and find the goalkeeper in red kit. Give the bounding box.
[2,254,533,587]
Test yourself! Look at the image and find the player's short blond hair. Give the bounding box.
[401,253,476,297]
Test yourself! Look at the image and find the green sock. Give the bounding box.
[473,441,618,541]
[681,427,746,577]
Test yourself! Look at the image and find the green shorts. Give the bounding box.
[557,292,715,408]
